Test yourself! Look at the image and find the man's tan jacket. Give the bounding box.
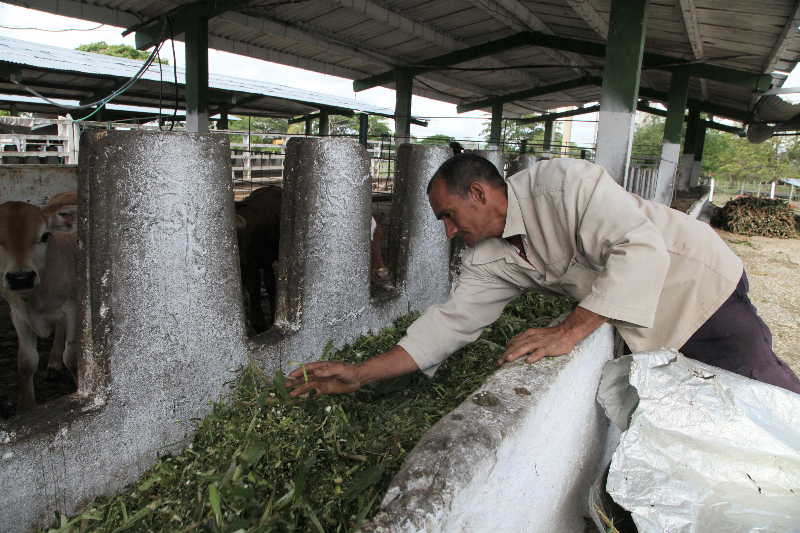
[399,158,743,376]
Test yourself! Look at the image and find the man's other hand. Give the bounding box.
[287,361,362,396]
[497,324,578,365]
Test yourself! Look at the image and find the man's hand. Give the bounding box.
[497,306,608,366]
[287,361,362,396]
[286,346,420,397]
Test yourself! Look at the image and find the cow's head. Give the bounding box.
[45,191,78,233]
[0,202,51,292]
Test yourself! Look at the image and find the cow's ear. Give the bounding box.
[40,232,52,243]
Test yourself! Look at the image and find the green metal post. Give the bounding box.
[654,67,690,204]
[677,108,700,192]
[305,118,312,136]
[358,113,369,146]
[490,102,503,147]
[319,111,329,136]
[394,69,413,144]
[185,16,209,133]
[217,112,228,130]
[691,124,707,187]
[595,0,649,183]
[543,119,554,155]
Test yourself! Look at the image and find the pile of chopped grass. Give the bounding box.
[46,292,573,533]
[712,196,797,238]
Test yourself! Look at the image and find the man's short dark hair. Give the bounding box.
[427,153,506,196]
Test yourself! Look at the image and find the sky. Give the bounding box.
[0,2,604,147]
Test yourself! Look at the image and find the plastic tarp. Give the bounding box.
[597,350,800,533]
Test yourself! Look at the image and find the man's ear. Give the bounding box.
[468,181,487,204]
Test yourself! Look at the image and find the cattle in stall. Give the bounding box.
[235,186,392,333]
[0,201,78,412]
[44,191,78,233]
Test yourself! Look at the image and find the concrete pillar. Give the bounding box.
[184,17,209,133]
[79,129,246,395]
[394,69,413,144]
[653,68,690,205]
[277,138,371,329]
[318,112,329,136]
[389,144,451,294]
[520,139,528,154]
[471,149,505,176]
[690,123,707,188]
[506,153,538,177]
[358,113,369,146]
[543,119,554,156]
[677,108,700,191]
[595,0,649,183]
[489,102,503,147]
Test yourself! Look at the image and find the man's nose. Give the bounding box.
[443,218,458,239]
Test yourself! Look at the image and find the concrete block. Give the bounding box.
[0,130,247,531]
[365,324,615,533]
[0,164,77,206]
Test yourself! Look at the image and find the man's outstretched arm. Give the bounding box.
[497,306,607,365]
[287,345,419,396]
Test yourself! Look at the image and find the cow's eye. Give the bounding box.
[40,232,52,243]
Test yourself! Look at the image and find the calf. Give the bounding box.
[0,201,78,412]
[235,187,392,333]
[44,191,78,233]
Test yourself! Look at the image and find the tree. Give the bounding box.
[328,115,391,137]
[418,134,454,146]
[480,118,568,154]
[76,41,168,64]
[631,115,665,158]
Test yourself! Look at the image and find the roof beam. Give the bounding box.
[215,11,493,100]
[764,1,800,74]
[565,0,608,38]
[457,76,601,113]
[516,104,601,123]
[636,102,744,135]
[678,0,709,100]
[636,86,751,122]
[325,0,544,90]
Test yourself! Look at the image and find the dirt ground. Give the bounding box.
[718,229,800,377]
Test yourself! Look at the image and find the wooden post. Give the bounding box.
[243,133,251,182]
[709,178,715,203]
[770,181,776,199]
[595,0,649,183]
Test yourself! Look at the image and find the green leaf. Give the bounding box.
[240,439,267,467]
[273,371,290,402]
[343,465,384,502]
[208,483,223,528]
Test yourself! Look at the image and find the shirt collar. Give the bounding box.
[501,183,525,239]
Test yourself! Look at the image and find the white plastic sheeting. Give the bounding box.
[598,350,800,533]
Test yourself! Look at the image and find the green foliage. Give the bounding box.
[328,115,391,137]
[76,41,168,64]
[480,119,566,153]
[0,110,8,117]
[631,115,664,158]
[418,134,454,146]
[46,292,573,532]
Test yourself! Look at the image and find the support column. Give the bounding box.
[595,0,649,183]
[358,113,369,146]
[185,17,209,133]
[304,118,312,136]
[217,112,228,131]
[318,111,329,136]
[543,119,554,156]
[690,123,707,188]
[394,69,413,144]
[489,102,503,148]
[653,68,690,205]
[677,108,700,191]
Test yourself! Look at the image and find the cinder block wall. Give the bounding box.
[0,135,454,531]
[365,324,615,533]
[0,164,77,205]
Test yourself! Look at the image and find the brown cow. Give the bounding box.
[0,201,78,412]
[235,187,391,333]
[44,191,78,233]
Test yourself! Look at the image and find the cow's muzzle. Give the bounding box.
[6,270,37,291]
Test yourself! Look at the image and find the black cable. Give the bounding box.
[168,17,179,131]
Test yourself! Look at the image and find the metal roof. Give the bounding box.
[0,93,193,122]
[0,34,422,122]
[2,0,800,127]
